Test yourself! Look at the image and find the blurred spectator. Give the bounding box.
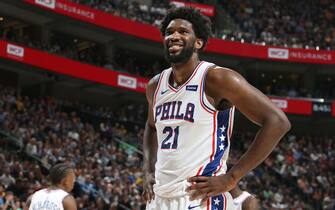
[0,169,16,189]
[69,0,335,50]
[219,0,335,50]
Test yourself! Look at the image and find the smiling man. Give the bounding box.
[142,7,291,210]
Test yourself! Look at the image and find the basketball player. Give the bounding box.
[230,185,260,210]
[143,7,290,210]
[24,163,77,210]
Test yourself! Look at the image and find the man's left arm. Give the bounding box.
[187,67,290,201]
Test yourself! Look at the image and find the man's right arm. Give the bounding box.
[142,75,160,202]
[63,195,77,210]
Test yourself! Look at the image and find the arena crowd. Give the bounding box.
[0,85,334,209]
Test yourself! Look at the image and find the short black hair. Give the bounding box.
[49,163,73,185]
[160,7,212,50]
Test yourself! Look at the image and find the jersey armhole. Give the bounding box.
[227,106,235,141]
[200,65,217,114]
[152,71,165,107]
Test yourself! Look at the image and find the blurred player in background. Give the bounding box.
[231,185,259,210]
[227,163,260,210]
[143,6,290,210]
[24,163,77,210]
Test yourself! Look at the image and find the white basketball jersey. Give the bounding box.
[153,61,235,198]
[29,188,68,210]
[233,191,252,210]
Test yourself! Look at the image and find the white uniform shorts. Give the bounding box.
[146,192,236,210]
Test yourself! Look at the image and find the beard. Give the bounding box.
[164,42,195,64]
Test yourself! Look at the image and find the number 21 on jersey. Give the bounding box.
[161,126,179,149]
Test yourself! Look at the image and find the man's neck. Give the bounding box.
[49,185,67,192]
[170,55,200,86]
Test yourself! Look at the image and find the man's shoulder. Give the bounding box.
[148,73,161,87]
[147,73,161,92]
[207,64,235,73]
[206,65,240,84]
[204,65,246,100]
[146,73,162,100]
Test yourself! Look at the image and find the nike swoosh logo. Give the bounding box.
[188,204,201,209]
[161,89,169,95]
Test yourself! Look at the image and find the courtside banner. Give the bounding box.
[24,0,161,42]
[24,0,335,65]
[6,43,25,59]
[117,75,137,89]
[270,97,312,115]
[0,40,148,93]
[35,0,56,9]
[0,40,333,117]
[312,101,332,117]
[206,41,335,65]
[170,0,215,17]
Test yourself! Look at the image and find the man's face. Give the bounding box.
[163,19,198,64]
[63,170,76,192]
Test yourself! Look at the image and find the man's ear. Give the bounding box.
[195,38,204,50]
